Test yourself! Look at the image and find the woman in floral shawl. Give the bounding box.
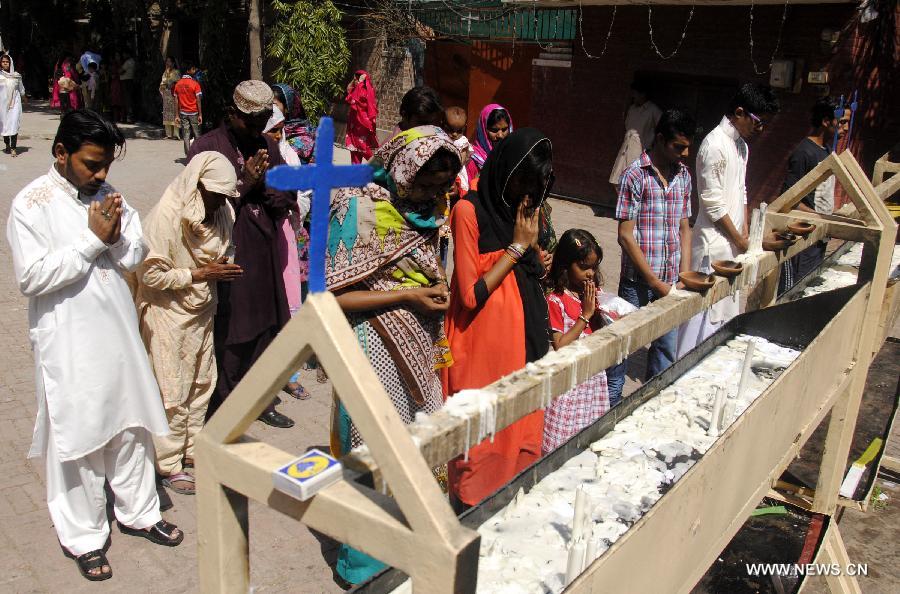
[272,82,316,164]
[326,125,461,586]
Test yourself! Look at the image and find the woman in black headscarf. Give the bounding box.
[444,128,555,508]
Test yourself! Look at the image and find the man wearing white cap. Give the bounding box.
[187,80,296,428]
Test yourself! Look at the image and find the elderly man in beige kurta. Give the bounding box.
[136,151,242,494]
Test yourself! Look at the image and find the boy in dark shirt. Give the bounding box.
[779,97,850,293]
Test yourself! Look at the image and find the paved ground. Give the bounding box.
[0,104,895,592]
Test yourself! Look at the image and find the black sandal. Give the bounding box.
[118,519,184,547]
[75,549,112,581]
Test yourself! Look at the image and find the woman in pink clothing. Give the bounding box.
[466,103,512,181]
[344,70,379,164]
[264,105,312,400]
[51,54,81,113]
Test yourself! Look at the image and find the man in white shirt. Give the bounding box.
[609,79,663,187]
[7,110,183,581]
[676,83,779,358]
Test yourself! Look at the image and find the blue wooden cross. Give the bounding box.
[846,90,859,151]
[267,117,373,293]
[832,94,846,153]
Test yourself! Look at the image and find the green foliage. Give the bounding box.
[267,0,350,122]
[870,485,888,511]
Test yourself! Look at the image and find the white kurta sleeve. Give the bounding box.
[7,202,108,297]
[107,204,147,272]
[697,143,729,223]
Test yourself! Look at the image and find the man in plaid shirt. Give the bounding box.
[606,109,696,404]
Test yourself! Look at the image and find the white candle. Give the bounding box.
[722,400,735,427]
[585,535,598,570]
[572,486,588,541]
[566,541,586,585]
[748,203,767,254]
[708,386,726,436]
[737,340,756,401]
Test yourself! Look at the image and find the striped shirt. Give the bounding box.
[615,152,693,285]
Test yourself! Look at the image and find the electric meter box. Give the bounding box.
[769,60,795,89]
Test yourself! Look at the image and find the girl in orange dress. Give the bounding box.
[444,128,555,508]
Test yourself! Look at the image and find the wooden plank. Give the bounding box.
[816,523,863,594]
[200,434,480,593]
[875,170,900,201]
[196,436,250,594]
[876,281,899,349]
[813,153,896,515]
[829,156,878,226]
[766,211,879,244]
[770,362,857,483]
[840,152,894,233]
[872,153,900,187]
[745,263,780,311]
[881,455,900,474]
[769,157,838,214]
[567,284,866,593]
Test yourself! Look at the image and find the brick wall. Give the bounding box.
[533,4,898,208]
[337,20,417,143]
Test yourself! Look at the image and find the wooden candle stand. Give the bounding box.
[196,144,895,593]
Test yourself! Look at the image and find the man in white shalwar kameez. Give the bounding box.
[6,110,183,581]
[676,84,779,358]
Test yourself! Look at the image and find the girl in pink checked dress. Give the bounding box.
[543,229,611,454]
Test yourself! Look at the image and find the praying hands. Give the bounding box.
[88,192,123,245]
[242,149,270,187]
[192,257,244,282]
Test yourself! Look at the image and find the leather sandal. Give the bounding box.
[119,520,184,547]
[161,472,195,495]
[75,549,112,581]
[258,409,294,428]
[285,382,311,400]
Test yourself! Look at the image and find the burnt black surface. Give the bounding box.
[692,500,825,594]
